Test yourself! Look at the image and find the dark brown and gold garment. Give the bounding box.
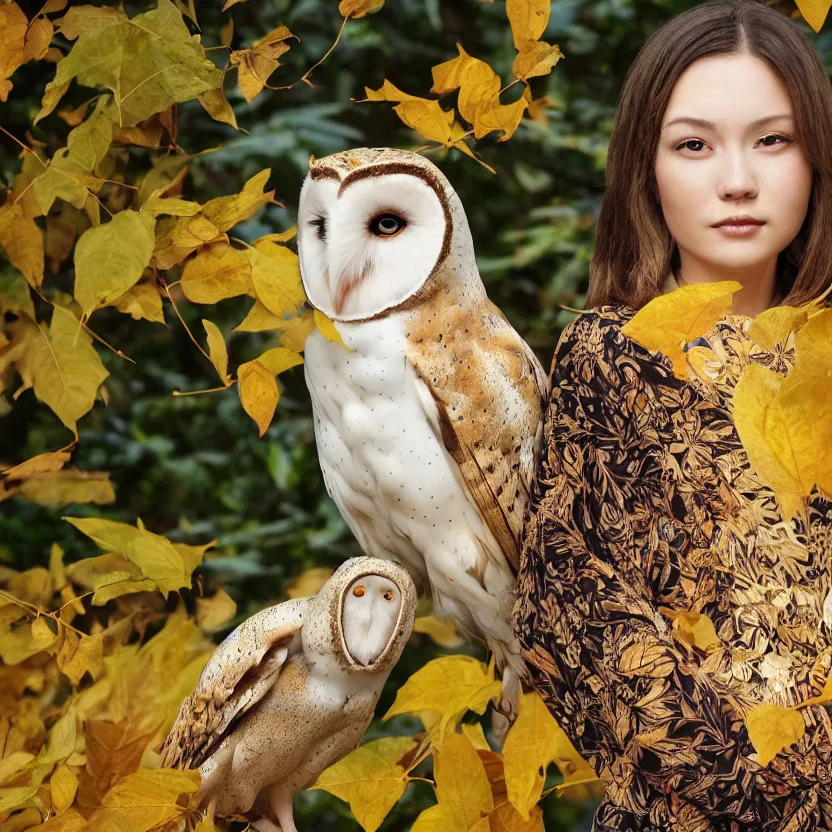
[514,295,832,831]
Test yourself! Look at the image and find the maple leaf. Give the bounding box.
[41,0,223,127]
[230,26,296,102]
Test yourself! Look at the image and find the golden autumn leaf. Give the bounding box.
[201,169,274,232]
[314,309,351,350]
[152,213,223,270]
[41,0,222,127]
[49,763,78,814]
[746,702,805,766]
[412,731,493,832]
[285,566,334,599]
[412,615,464,648]
[257,346,304,376]
[796,0,831,31]
[0,3,29,103]
[2,449,72,481]
[12,306,109,435]
[230,26,295,102]
[181,245,253,304]
[620,280,743,379]
[142,194,201,218]
[506,0,551,48]
[339,0,385,18]
[503,691,598,818]
[202,320,232,387]
[73,210,156,320]
[312,736,418,832]
[37,809,88,832]
[248,240,307,319]
[747,304,810,352]
[196,588,237,632]
[109,280,166,324]
[384,656,502,743]
[84,768,200,832]
[56,631,104,685]
[513,41,564,81]
[198,88,240,130]
[0,202,44,291]
[18,470,116,508]
[238,359,279,437]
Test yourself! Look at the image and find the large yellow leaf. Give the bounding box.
[14,306,109,434]
[0,202,44,291]
[49,763,78,814]
[41,0,222,126]
[85,768,200,832]
[196,588,237,632]
[202,319,232,386]
[19,470,116,507]
[202,169,274,232]
[109,280,166,324]
[0,3,29,103]
[198,88,239,130]
[238,359,278,437]
[249,241,307,319]
[506,0,551,49]
[796,0,831,31]
[230,26,295,102]
[746,702,805,766]
[2,449,71,481]
[314,309,350,350]
[620,280,742,379]
[257,347,304,376]
[384,656,502,743]
[152,213,223,270]
[503,692,598,817]
[312,736,418,832]
[56,631,104,685]
[512,41,563,81]
[747,304,810,352]
[37,808,88,832]
[181,245,252,304]
[412,731,493,832]
[733,362,812,523]
[73,210,156,320]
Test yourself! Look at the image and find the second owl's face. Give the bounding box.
[297,164,450,321]
[341,574,402,666]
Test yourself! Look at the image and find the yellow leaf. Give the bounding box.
[506,0,551,49]
[85,768,200,832]
[257,347,304,376]
[249,241,307,318]
[285,566,334,599]
[19,470,116,507]
[152,213,223,270]
[254,226,297,244]
[37,808,88,832]
[198,87,239,130]
[49,764,78,814]
[314,309,351,350]
[13,306,109,435]
[234,299,285,332]
[512,41,563,81]
[620,280,742,379]
[795,0,830,31]
[339,0,385,18]
[503,691,598,817]
[142,195,201,218]
[73,210,156,319]
[39,708,78,765]
[181,245,252,304]
[664,609,722,653]
[2,449,71,480]
[413,615,464,648]
[196,588,237,632]
[91,571,157,605]
[489,803,545,832]
[220,19,234,47]
[384,656,502,743]
[7,566,53,605]
[431,45,500,126]
[460,723,490,752]
[746,702,805,766]
[42,0,222,127]
[312,736,417,832]
[202,319,232,386]
[733,362,813,522]
[0,202,44,291]
[57,631,104,685]
[0,3,28,103]
[202,169,274,232]
[238,359,278,437]
[230,26,295,102]
[109,280,165,324]
[747,304,810,352]
[234,305,316,352]
[412,731,492,832]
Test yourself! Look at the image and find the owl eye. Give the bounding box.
[369,213,406,237]
[352,586,365,597]
[383,590,394,601]
[310,216,327,241]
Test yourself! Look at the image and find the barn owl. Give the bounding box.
[297,148,549,720]
[161,557,417,832]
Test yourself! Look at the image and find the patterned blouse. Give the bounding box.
[514,277,832,831]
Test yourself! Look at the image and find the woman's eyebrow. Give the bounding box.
[661,113,794,130]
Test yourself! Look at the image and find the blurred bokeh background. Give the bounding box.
[2,1,830,828]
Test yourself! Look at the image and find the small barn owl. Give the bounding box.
[297,148,549,719]
[161,557,417,832]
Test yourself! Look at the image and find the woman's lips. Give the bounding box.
[712,221,766,237]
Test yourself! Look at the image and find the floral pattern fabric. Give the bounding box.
[513,295,832,831]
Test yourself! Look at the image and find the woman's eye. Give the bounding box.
[759,133,791,147]
[369,213,406,237]
[676,139,706,152]
[310,216,327,241]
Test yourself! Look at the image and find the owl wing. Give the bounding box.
[408,303,548,572]
[161,598,305,770]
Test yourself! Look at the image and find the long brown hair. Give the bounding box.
[587,0,832,311]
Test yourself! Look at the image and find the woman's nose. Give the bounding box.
[716,146,759,200]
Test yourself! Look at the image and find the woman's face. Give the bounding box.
[654,52,813,280]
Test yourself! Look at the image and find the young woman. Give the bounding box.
[513,2,832,830]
